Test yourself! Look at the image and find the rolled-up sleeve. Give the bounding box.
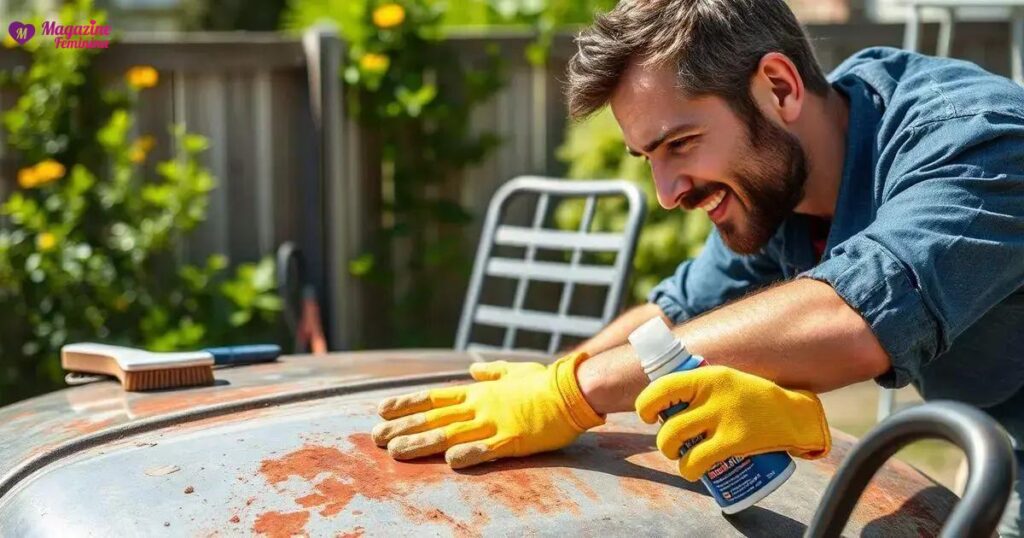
[805,114,1024,388]
[649,229,785,324]
[804,234,941,388]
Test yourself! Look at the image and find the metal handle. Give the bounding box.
[806,400,1016,538]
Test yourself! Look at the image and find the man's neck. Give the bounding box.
[792,87,849,219]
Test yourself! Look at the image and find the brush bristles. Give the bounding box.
[122,365,215,391]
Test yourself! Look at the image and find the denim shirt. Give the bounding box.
[648,47,1024,445]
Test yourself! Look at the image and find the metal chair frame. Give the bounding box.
[455,176,646,354]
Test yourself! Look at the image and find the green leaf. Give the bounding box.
[182,134,209,154]
[229,310,252,327]
[348,253,375,276]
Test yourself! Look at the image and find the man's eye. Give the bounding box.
[667,138,690,152]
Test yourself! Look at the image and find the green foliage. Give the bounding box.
[284,0,505,346]
[555,108,712,303]
[0,0,282,404]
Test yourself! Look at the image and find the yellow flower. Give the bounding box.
[372,3,406,29]
[129,135,156,164]
[360,53,390,74]
[114,296,130,311]
[17,167,38,188]
[125,66,159,89]
[3,35,17,49]
[18,159,65,189]
[33,159,66,186]
[36,232,57,252]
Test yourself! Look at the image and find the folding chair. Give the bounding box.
[455,176,646,354]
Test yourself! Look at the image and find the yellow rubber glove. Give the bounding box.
[635,365,831,482]
[371,352,605,469]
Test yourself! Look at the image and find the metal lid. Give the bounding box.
[0,350,957,536]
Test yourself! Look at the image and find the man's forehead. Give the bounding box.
[613,58,681,102]
[610,60,704,150]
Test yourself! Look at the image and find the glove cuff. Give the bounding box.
[553,352,606,431]
[789,390,832,460]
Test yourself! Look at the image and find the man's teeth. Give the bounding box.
[698,190,727,213]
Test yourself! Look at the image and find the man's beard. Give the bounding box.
[716,111,808,254]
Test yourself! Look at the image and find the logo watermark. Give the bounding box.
[7,21,34,45]
[7,19,111,48]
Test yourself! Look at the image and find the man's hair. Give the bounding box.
[566,0,829,128]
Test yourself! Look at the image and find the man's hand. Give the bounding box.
[372,353,605,469]
[635,365,831,481]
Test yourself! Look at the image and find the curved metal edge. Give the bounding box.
[0,370,471,500]
[805,400,1016,538]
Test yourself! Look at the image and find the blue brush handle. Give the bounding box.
[203,344,281,365]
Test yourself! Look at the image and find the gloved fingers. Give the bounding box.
[388,419,494,461]
[445,436,517,469]
[635,371,701,424]
[655,406,715,460]
[469,361,512,381]
[377,387,466,420]
[677,437,725,482]
[469,361,545,381]
[371,405,475,447]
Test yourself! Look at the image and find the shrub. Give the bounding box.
[0,0,283,404]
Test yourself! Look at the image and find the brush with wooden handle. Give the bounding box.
[61,343,281,391]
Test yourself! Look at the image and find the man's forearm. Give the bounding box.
[576,278,891,414]
[573,303,670,356]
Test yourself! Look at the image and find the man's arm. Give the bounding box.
[576,278,891,414]
[573,303,670,356]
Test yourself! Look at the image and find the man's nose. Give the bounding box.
[652,164,693,209]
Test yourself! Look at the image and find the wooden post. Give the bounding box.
[304,25,354,350]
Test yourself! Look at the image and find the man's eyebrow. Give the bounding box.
[626,123,698,157]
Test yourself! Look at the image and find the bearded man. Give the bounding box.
[372,1,1024,533]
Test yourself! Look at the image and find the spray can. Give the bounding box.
[628,317,795,514]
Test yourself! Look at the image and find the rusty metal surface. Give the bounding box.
[0,351,956,536]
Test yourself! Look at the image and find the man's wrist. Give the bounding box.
[575,345,651,415]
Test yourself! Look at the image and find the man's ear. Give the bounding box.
[751,52,805,124]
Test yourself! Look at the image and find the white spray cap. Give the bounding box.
[629,317,684,377]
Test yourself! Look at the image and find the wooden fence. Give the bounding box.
[0,21,1018,350]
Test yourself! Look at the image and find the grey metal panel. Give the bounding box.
[474,304,604,337]
[182,71,230,262]
[225,70,261,262]
[0,351,958,536]
[494,225,625,251]
[485,258,618,285]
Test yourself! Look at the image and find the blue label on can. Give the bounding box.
[660,361,793,509]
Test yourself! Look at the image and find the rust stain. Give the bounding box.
[252,510,310,538]
[471,458,582,516]
[336,526,364,538]
[168,407,276,433]
[296,477,355,516]
[258,434,447,517]
[59,417,116,435]
[130,384,300,417]
[7,410,36,421]
[849,460,948,535]
[257,433,588,533]
[807,432,951,535]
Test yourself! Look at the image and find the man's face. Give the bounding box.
[609,61,807,254]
